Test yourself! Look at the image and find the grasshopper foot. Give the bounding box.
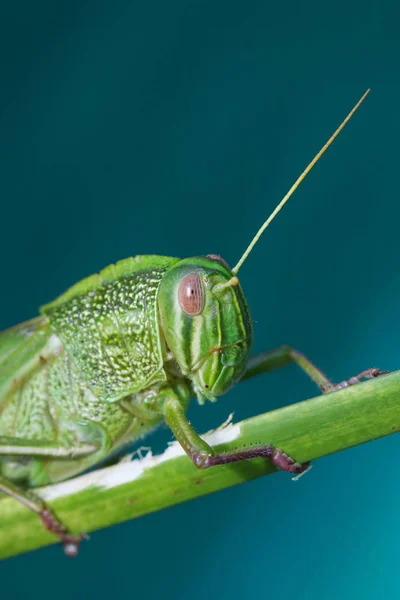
[271,448,311,477]
[323,368,390,392]
[192,445,310,478]
[40,508,86,556]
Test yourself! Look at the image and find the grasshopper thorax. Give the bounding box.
[158,256,253,404]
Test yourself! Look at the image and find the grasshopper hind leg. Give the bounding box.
[0,474,84,556]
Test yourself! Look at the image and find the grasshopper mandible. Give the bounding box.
[0,89,385,556]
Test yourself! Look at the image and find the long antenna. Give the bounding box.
[232,89,370,275]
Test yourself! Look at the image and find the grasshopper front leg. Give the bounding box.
[163,349,387,477]
[163,396,309,476]
[241,345,388,393]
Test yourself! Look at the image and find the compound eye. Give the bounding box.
[178,273,204,315]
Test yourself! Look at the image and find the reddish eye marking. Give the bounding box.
[178,273,204,315]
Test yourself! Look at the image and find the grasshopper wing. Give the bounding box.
[0,316,53,402]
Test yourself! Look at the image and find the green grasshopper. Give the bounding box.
[0,89,384,556]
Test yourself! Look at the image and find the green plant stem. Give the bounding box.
[1,371,400,560]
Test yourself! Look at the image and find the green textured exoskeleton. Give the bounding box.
[0,256,249,484]
[0,91,382,555]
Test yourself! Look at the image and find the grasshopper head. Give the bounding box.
[158,256,253,404]
[158,92,370,402]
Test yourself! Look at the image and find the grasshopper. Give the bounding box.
[0,89,385,556]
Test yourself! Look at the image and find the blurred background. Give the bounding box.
[1,1,399,598]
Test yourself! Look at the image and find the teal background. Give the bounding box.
[1,1,399,598]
